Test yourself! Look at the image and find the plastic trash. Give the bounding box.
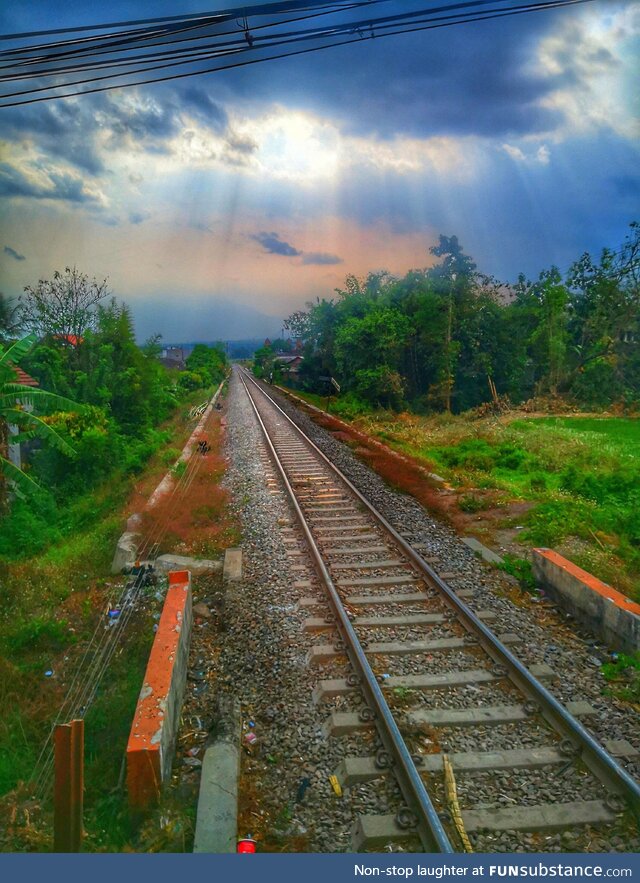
[183,757,202,768]
[295,777,311,803]
[44,670,53,678]
[237,836,257,853]
[329,774,343,797]
[244,732,258,746]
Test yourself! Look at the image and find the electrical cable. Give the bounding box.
[0,0,594,107]
[0,0,579,84]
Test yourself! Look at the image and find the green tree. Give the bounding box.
[0,335,80,503]
[186,343,227,386]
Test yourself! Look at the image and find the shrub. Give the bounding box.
[570,359,623,409]
[498,554,537,592]
[0,494,61,557]
[4,615,72,653]
[529,472,547,492]
[177,370,205,393]
[353,367,405,409]
[459,493,487,513]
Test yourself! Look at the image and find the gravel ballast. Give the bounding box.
[215,369,639,854]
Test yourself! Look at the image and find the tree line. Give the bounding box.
[280,224,640,413]
[0,269,227,549]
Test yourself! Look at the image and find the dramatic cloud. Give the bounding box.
[0,162,103,204]
[179,86,229,134]
[0,2,637,340]
[251,231,302,257]
[4,245,25,261]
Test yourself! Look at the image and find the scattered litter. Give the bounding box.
[183,757,202,768]
[515,525,524,530]
[244,732,258,746]
[153,624,159,633]
[44,670,53,678]
[329,774,343,797]
[193,602,212,619]
[588,656,602,667]
[295,777,311,803]
[187,746,201,757]
[108,609,121,619]
[248,720,256,728]
[381,673,390,680]
[266,754,277,764]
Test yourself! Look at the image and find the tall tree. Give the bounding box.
[20,266,109,342]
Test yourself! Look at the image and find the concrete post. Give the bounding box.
[193,698,241,853]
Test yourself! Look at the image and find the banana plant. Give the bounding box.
[0,334,83,500]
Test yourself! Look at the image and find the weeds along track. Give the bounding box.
[238,368,640,853]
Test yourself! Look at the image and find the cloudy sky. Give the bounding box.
[0,1,638,341]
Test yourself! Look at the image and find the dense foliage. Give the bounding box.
[0,276,228,556]
[283,224,640,412]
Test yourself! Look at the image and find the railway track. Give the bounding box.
[238,367,640,853]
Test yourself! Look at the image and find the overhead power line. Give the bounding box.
[0,0,595,108]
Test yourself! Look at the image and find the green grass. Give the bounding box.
[601,652,640,704]
[524,417,640,453]
[0,389,216,848]
[319,408,639,598]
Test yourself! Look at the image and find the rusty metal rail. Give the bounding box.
[240,367,640,850]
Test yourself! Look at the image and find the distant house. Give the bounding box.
[7,366,39,470]
[264,338,272,348]
[275,354,303,377]
[160,346,186,370]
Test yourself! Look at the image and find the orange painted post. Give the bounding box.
[127,570,192,814]
[54,724,72,852]
[70,719,84,851]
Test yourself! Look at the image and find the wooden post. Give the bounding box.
[54,719,84,852]
[70,719,84,850]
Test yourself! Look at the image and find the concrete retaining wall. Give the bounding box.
[532,549,640,653]
[126,570,193,811]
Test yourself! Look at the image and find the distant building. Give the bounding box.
[264,338,272,348]
[7,366,39,470]
[160,346,187,370]
[275,354,303,377]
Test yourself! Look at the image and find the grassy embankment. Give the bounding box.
[281,387,640,601]
[282,387,640,702]
[0,385,238,851]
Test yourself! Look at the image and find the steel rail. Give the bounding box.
[239,369,454,853]
[241,368,640,820]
